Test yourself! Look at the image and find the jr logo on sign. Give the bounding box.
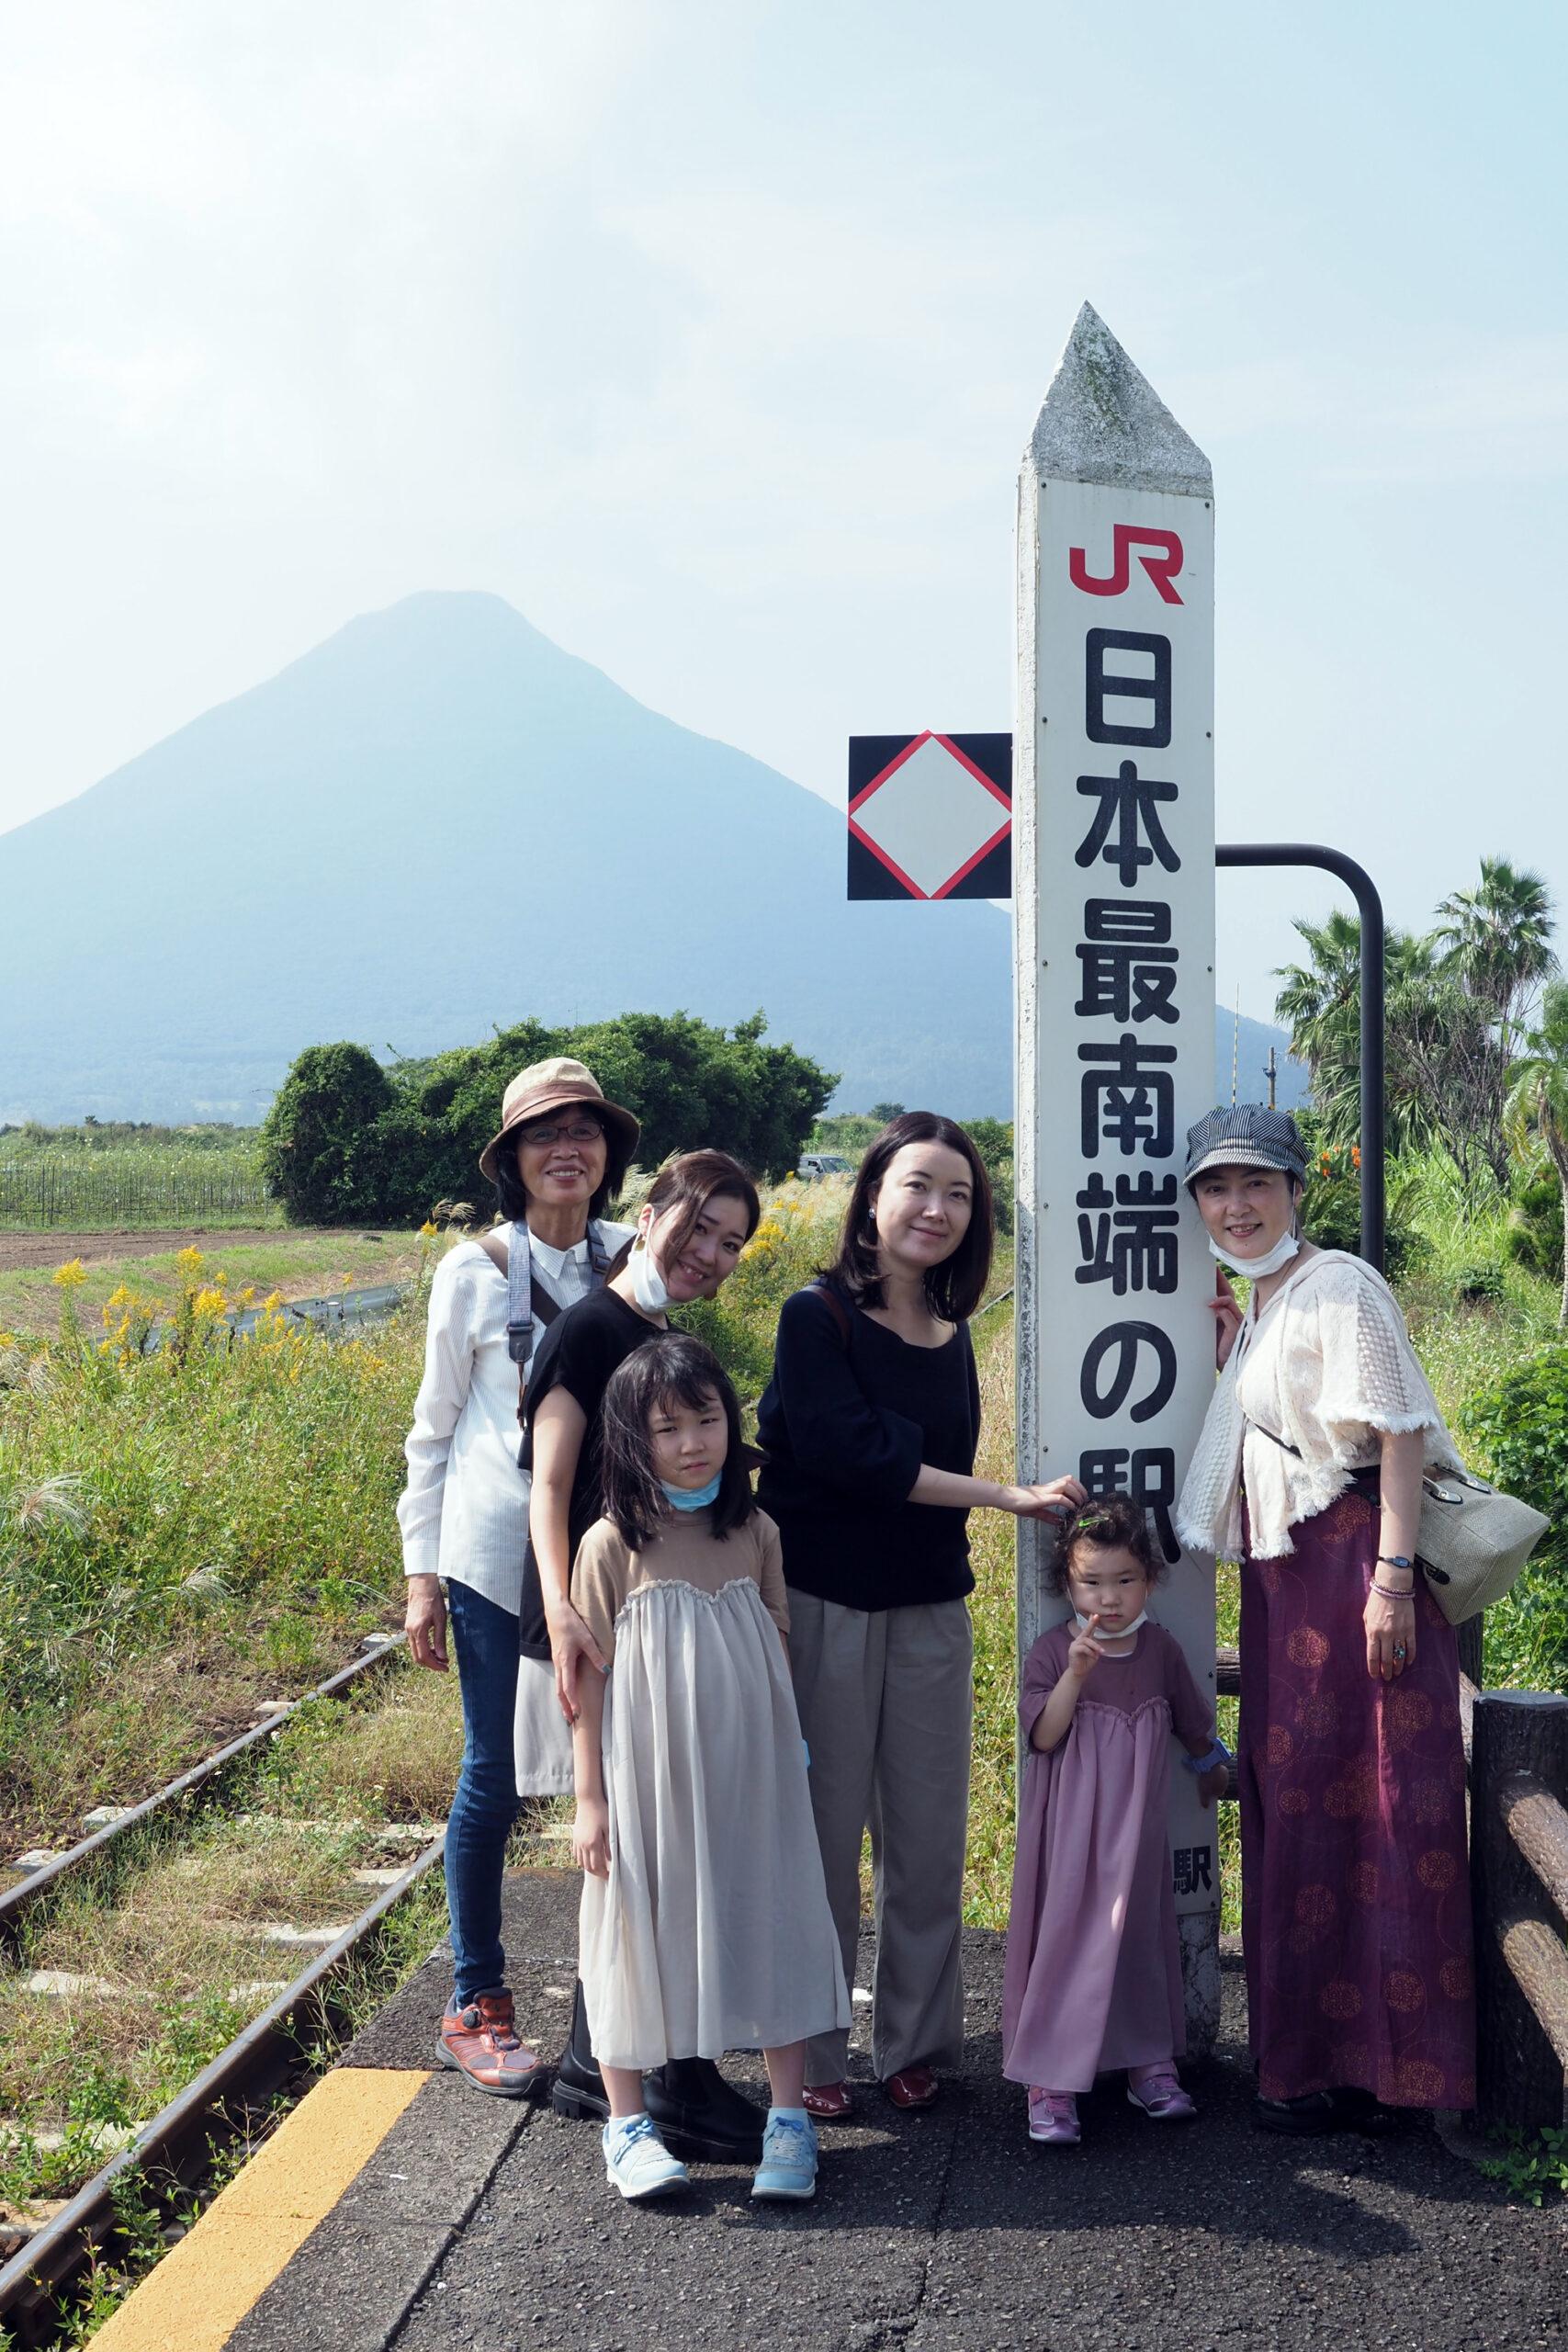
[1069,526,1185,606]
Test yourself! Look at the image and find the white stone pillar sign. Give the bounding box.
[1014,304,1220,2041]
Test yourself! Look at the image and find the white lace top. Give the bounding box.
[1175,1249,1461,1562]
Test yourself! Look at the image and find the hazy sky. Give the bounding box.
[4,2,1564,1035]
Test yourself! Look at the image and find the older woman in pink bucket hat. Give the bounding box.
[398,1057,639,2097]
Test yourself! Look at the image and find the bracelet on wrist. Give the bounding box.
[1372,1580,1414,1601]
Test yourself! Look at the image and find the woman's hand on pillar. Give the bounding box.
[1207,1269,1244,1368]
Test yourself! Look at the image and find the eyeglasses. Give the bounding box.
[519,1118,604,1147]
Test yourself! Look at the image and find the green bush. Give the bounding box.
[1455,1346,1568,1695]
[1505,1174,1565,1286]
[259,1043,398,1224]
[1459,1344,1568,1538]
[963,1117,1014,1237]
[1482,1559,1568,1698]
[1294,1120,1418,1278]
[265,1013,838,1227]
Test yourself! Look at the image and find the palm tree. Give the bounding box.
[1434,856,1557,1057]
[1274,910,1363,1091]
[1504,978,1568,1329]
[1274,917,1443,1156]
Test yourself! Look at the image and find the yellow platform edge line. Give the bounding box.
[90,2065,433,2352]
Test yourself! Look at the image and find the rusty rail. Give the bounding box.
[0,1836,446,2347]
[0,1635,403,1957]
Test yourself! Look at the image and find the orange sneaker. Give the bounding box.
[437,1990,547,2099]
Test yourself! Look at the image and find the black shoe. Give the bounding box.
[1253,2086,1398,2137]
[550,1981,610,2125]
[646,2057,766,2165]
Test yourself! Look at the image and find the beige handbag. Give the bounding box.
[1247,1418,1546,1624]
[1412,1464,1548,1625]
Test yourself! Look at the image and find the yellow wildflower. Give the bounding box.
[192,1287,229,1318]
[52,1260,87,1290]
[419,1219,440,1239]
[175,1246,205,1277]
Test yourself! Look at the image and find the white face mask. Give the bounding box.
[630,1228,670,1315]
[1074,1608,1149,1641]
[1208,1228,1300,1280]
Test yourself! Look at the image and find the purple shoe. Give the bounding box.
[1126,2064,1196,2121]
[1027,2088,1080,2145]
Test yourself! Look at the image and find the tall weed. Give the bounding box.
[0,1250,418,1839]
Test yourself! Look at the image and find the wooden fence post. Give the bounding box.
[1455,1611,1483,1690]
[1471,1688,1568,2133]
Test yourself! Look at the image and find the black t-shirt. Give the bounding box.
[755,1281,981,1612]
[517,1287,660,1660]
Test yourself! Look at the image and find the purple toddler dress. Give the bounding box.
[1001,1620,1213,2093]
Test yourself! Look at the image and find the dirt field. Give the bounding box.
[0,1226,309,1274]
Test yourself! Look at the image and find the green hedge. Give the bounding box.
[260,1013,837,1226]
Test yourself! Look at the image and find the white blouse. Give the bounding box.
[1175,1249,1461,1563]
[396,1222,634,1611]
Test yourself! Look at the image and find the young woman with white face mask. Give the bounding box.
[1175,1106,1474,2137]
[521,1148,769,2165]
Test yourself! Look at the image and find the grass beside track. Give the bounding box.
[0,1659,461,2234]
[0,1231,424,1340]
[0,1242,434,1851]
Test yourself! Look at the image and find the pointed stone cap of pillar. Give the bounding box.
[1029,302,1212,496]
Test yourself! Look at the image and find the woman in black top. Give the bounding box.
[523,1148,765,2162]
[757,1113,1083,2116]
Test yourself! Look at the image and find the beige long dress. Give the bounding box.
[572,1506,851,2072]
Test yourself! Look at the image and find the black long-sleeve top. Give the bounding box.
[754,1282,981,1612]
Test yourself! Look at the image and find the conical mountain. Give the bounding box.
[0,593,1022,1123]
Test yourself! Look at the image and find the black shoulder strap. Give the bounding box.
[475,1222,618,1446]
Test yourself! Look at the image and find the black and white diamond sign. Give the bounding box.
[847,731,1012,900]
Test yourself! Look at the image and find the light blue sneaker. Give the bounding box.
[602,2113,690,2201]
[750,2108,818,2201]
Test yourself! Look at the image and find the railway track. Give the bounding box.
[0,1630,455,2346]
[0,1833,446,2348]
[0,1633,406,1955]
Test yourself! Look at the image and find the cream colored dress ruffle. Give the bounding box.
[578,1565,850,2071]
[1176,1250,1461,1562]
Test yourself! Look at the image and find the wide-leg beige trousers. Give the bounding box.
[787,1589,973,2084]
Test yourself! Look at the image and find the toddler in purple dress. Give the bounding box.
[1001,1498,1229,2145]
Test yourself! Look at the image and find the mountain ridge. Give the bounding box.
[0,593,1304,1124]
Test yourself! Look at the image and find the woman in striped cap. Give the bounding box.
[1175,1105,1474,2135]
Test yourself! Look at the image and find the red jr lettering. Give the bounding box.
[1069,526,1185,606]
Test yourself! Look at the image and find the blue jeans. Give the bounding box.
[445,1580,522,2004]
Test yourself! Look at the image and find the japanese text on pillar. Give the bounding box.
[1068,592,1188,1560]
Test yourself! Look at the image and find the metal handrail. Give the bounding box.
[1215,843,1385,1273]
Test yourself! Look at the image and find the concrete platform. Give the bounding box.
[103,1870,1568,2352]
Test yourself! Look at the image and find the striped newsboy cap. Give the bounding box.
[1182,1104,1308,1189]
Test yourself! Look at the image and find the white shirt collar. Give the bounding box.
[527,1229,590,1278]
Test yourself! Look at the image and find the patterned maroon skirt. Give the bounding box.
[1239,1487,1475,2108]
